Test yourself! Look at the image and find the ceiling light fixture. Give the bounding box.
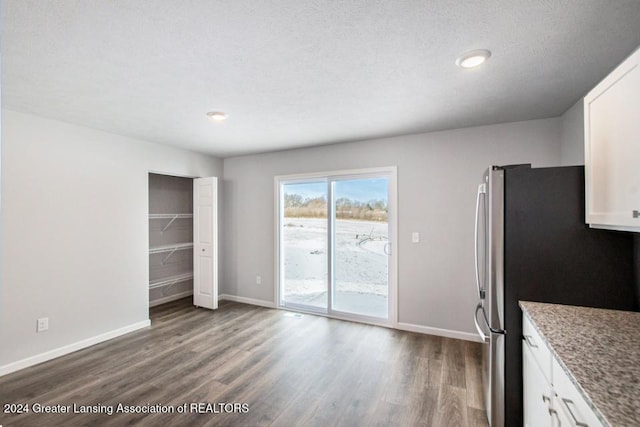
[455,49,491,69]
[207,111,228,122]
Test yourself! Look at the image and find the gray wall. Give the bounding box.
[560,99,585,166]
[222,118,562,336]
[0,110,222,370]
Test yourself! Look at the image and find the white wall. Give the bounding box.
[560,99,585,166]
[0,110,222,371]
[222,118,562,337]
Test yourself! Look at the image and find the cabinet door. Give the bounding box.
[552,395,572,427]
[193,177,218,310]
[584,47,640,232]
[553,357,605,427]
[523,343,552,427]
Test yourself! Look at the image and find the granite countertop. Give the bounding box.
[519,301,640,427]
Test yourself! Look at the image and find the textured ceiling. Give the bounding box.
[3,1,640,158]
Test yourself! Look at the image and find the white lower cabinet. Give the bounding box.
[552,357,604,427]
[523,314,604,427]
[553,394,573,426]
[523,343,554,427]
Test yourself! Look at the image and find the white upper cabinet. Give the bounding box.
[584,47,640,232]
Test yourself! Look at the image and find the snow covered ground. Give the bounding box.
[282,218,388,317]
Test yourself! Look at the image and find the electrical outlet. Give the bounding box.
[256,275,262,285]
[412,232,420,243]
[37,317,49,333]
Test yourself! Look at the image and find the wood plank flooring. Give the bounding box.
[0,298,488,427]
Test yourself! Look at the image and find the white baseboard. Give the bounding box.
[218,294,276,309]
[149,290,193,307]
[397,322,482,343]
[0,320,151,377]
[217,294,479,342]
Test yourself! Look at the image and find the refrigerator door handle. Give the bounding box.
[475,183,487,299]
[474,302,490,342]
[478,302,507,335]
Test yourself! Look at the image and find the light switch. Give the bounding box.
[412,232,420,243]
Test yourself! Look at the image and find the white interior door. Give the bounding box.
[193,177,218,310]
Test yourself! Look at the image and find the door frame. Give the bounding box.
[274,166,398,327]
[146,170,206,318]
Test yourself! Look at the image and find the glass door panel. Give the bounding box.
[331,177,389,318]
[281,181,328,310]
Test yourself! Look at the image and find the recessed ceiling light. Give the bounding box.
[455,49,491,69]
[207,111,228,122]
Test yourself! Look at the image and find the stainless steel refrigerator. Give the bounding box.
[473,165,637,427]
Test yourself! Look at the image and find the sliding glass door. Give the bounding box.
[278,168,395,323]
[280,180,328,310]
[331,177,389,318]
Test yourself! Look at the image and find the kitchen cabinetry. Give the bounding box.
[522,314,604,427]
[523,315,555,427]
[553,357,603,427]
[584,47,640,232]
[523,344,554,427]
[521,302,640,426]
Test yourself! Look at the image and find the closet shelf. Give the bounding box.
[149,272,194,289]
[150,242,193,264]
[149,242,193,254]
[149,213,193,219]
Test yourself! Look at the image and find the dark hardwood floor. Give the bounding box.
[0,298,488,426]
